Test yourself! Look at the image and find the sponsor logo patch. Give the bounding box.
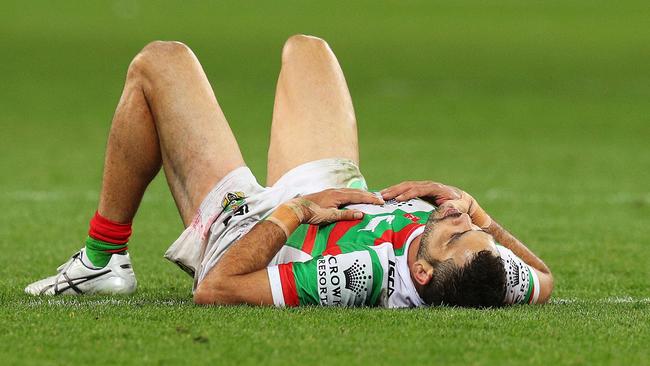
[387,259,396,297]
[317,252,373,306]
[221,191,250,227]
[221,191,246,211]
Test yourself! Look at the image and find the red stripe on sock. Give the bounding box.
[105,247,129,253]
[88,211,132,244]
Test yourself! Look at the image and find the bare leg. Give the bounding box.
[24,41,245,295]
[266,35,359,186]
[99,41,245,226]
[97,62,162,224]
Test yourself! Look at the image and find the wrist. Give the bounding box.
[289,198,315,222]
[265,199,309,237]
[466,195,491,229]
[472,208,492,229]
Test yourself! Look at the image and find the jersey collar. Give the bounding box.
[396,226,427,307]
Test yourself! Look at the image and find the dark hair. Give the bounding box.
[421,250,507,308]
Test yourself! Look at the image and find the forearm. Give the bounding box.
[213,203,302,277]
[217,221,287,277]
[485,220,551,275]
[194,203,301,305]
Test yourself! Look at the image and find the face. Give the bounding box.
[418,201,498,268]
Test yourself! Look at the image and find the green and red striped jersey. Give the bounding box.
[268,198,434,308]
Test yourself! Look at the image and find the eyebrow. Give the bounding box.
[448,229,490,245]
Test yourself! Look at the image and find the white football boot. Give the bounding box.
[24,248,137,295]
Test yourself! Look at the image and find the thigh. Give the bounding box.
[272,159,368,198]
[165,166,266,279]
[266,35,359,186]
[135,41,246,225]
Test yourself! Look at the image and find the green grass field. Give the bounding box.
[1,1,649,365]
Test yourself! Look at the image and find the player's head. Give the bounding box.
[412,201,506,308]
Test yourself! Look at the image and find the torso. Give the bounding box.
[268,198,435,307]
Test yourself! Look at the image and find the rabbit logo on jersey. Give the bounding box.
[317,252,374,306]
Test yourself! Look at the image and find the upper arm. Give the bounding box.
[194,269,274,306]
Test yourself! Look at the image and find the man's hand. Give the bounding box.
[292,188,384,225]
[266,188,383,239]
[381,181,491,229]
[380,181,461,205]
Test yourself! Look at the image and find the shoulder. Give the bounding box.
[497,245,545,305]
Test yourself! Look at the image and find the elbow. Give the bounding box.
[193,286,215,305]
[193,277,231,306]
[537,272,554,304]
[546,273,555,302]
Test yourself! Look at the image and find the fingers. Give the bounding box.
[380,181,419,200]
[392,185,435,202]
[395,189,424,202]
[335,209,364,221]
[322,208,363,223]
[380,181,461,202]
[307,208,363,225]
[333,189,384,206]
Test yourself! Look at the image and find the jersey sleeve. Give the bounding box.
[496,245,541,305]
[267,250,385,307]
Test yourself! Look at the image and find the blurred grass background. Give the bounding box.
[1,1,649,365]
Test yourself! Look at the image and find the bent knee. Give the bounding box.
[128,40,195,77]
[141,40,192,58]
[282,34,330,62]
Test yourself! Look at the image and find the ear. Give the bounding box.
[412,260,433,286]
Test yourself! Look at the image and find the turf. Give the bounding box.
[1,1,649,365]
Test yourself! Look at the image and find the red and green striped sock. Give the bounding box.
[84,211,132,268]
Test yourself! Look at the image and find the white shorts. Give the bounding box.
[163,158,367,289]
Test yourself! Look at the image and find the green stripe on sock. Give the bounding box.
[85,236,128,267]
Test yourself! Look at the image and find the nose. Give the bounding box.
[450,213,473,228]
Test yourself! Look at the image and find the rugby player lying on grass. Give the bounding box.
[25,34,553,308]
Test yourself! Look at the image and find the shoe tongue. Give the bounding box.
[56,260,70,272]
[57,250,82,272]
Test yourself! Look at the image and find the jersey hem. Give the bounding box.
[267,266,285,307]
